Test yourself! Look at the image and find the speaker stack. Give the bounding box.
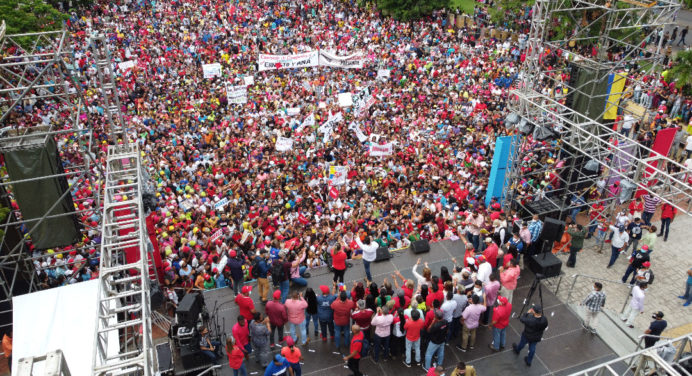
[374,246,391,262]
[411,240,430,254]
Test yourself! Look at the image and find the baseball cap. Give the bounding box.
[484,237,492,243]
[230,250,237,258]
[532,304,543,314]
[273,290,281,300]
[204,274,210,281]
[241,285,253,294]
[320,285,330,294]
[274,354,286,363]
[497,296,508,305]
[618,225,625,232]
[642,261,651,267]
[284,336,295,346]
[641,245,649,251]
[654,311,664,318]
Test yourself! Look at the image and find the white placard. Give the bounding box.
[318,50,366,69]
[369,142,394,156]
[337,92,353,107]
[350,122,368,142]
[214,197,229,210]
[328,165,349,186]
[118,60,136,71]
[226,83,247,104]
[287,107,301,116]
[180,199,193,212]
[296,113,315,133]
[275,137,294,152]
[377,69,391,79]
[243,76,254,86]
[352,87,375,116]
[202,63,222,79]
[210,229,224,242]
[258,51,319,71]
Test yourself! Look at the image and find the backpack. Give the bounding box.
[250,259,261,279]
[354,338,370,357]
[647,270,654,285]
[271,261,284,285]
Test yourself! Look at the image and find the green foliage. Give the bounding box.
[0,0,68,37]
[377,0,450,21]
[488,0,533,26]
[668,50,692,92]
[449,0,475,15]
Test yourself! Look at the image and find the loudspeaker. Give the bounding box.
[1,134,81,249]
[411,240,430,254]
[540,218,565,243]
[150,282,165,310]
[176,292,202,327]
[374,246,391,262]
[564,62,610,120]
[523,198,561,219]
[528,253,563,278]
[179,344,206,369]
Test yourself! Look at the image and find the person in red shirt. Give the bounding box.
[331,291,355,352]
[331,243,347,283]
[426,365,446,376]
[232,316,251,358]
[483,237,499,268]
[225,336,247,375]
[404,309,425,367]
[235,285,256,321]
[344,325,364,376]
[658,203,676,241]
[351,300,374,340]
[489,296,513,351]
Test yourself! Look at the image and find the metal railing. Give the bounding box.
[561,273,634,314]
[570,333,692,376]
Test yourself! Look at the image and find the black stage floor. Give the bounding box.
[173,239,629,375]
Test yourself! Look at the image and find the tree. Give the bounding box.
[0,0,67,36]
[667,50,692,92]
[377,0,450,21]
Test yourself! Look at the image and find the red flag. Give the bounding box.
[298,213,309,225]
[329,186,339,199]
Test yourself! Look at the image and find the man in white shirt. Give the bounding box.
[621,283,647,328]
[607,225,629,268]
[476,255,492,285]
[356,230,379,282]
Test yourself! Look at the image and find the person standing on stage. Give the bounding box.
[330,243,347,284]
[512,305,548,367]
[355,230,378,282]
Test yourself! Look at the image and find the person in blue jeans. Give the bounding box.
[512,305,548,366]
[199,326,221,363]
[489,296,512,351]
[303,287,320,337]
[424,310,448,369]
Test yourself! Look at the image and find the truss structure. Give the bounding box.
[503,0,692,221]
[571,333,692,376]
[93,143,156,376]
[0,22,103,330]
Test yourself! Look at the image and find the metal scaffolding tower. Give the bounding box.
[93,143,156,376]
[0,22,103,330]
[504,0,692,221]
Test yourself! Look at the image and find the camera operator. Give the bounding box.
[512,304,548,367]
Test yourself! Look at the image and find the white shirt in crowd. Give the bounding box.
[356,237,378,263]
[630,285,646,312]
[608,226,630,248]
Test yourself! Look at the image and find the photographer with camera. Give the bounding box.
[512,305,548,367]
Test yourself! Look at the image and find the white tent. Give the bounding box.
[12,279,111,375]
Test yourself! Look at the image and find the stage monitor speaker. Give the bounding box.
[1,135,80,249]
[411,240,430,254]
[528,253,563,278]
[179,344,207,369]
[374,246,391,262]
[540,218,565,243]
[176,292,202,327]
[523,198,561,220]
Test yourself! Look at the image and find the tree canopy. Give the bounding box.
[0,0,67,35]
[667,49,692,92]
[377,0,450,21]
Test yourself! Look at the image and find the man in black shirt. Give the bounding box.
[621,247,650,284]
[424,310,448,370]
[512,305,548,367]
[644,311,667,348]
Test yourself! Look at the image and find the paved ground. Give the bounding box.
[553,210,692,333]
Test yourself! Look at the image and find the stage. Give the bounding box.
[172,239,629,375]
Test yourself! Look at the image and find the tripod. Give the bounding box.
[519,274,545,317]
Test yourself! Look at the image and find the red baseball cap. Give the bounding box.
[230,250,237,258]
[273,290,281,300]
[320,285,330,294]
[241,285,253,294]
[204,274,211,281]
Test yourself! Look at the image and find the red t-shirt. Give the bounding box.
[235,294,255,321]
[492,303,512,329]
[227,345,245,369]
[331,299,355,326]
[331,249,347,270]
[350,331,364,359]
[402,286,414,299]
[351,309,374,329]
[483,243,499,268]
[426,290,444,309]
[392,295,411,310]
[404,318,425,341]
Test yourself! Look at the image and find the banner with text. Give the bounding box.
[318,51,365,69]
[369,142,394,157]
[275,137,294,152]
[258,51,319,71]
[226,84,247,104]
[328,165,349,186]
[202,63,222,79]
[352,87,375,116]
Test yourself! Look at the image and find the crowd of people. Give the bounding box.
[3,0,692,373]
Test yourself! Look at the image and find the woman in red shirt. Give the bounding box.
[225,337,246,376]
[403,310,424,367]
[331,243,347,283]
[659,203,676,241]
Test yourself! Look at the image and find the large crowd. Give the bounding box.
[3,0,692,373]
